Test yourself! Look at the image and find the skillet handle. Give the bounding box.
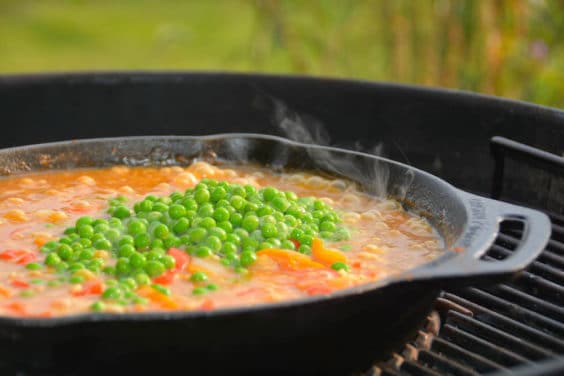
[410,192,551,282]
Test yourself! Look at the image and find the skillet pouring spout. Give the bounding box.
[0,133,550,375]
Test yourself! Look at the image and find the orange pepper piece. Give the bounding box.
[137,286,179,310]
[256,248,325,270]
[311,238,347,266]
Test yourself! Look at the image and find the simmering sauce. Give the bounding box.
[0,162,442,317]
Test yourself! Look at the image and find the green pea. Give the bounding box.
[195,246,213,258]
[76,216,94,228]
[118,244,135,258]
[151,284,171,296]
[199,217,216,229]
[285,191,298,201]
[152,223,170,239]
[135,272,151,286]
[102,287,121,300]
[190,271,208,282]
[298,244,312,255]
[79,238,92,247]
[145,260,165,277]
[93,219,108,227]
[119,235,134,246]
[217,221,233,233]
[113,205,131,219]
[212,207,230,222]
[69,262,85,272]
[206,284,218,291]
[271,197,290,212]
[20,290,35,298]
[225,233,241,246]
[153,202,169,213]
[198,203,214,217]
[105,229,121,243]
[94,239,112,251]
[163,236,181,249]
[276,222,288,236]
[208,227,227,241]
[128,219,147,235]
[242,215,259,232]
[261,187,277,202]
[103,266,116,275]
[256,206,273,217]
[284,215,298,227]
[56,244,73,260]
[320,231,334,239]
[261,223,278,238]
[91,233,105,243]
[134,233,151,249]
[244,202,259,213]
[138,199,153,212]
[64,227,76,236]
[91,301,105,312]
[162,255,176,269]
[77,225,94,239]
[56,261,69,272]
[240,251,257,267]
[280,239,296,250]
[257,241,271,250]
[205,236,222,252]
[87,258,104,271]
[59,237,72,245]
[147,211,164,222]
[221,241,238,255]
[121,277,138,290]
[182,197,198,211]
[189,227,208,243]
[233,228,249,239]
[69,275,85,284]
[192,287,208,295]
[299,234,313,246]
[194,189,210,204]
[146,250,163,262]
[79,249,95,261]
[94,223,110,234]
[172,217,190,234]
[71,242,84,252]
[235,266,248,275]
[25,262,42,271]
[209,186,226,202]
[331,262,350,272]
[229,195,245,210]
[230,212,243,227]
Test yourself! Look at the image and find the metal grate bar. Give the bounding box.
[458,287,564,337]
[400,360,444,376]
[444,294,563,354]
[445,310,556,359]
[487,245,564,285]
[483,284,564,322]
[417,350,479,376]
[551,223,564,243]
[430,337,507,374]
[510,269,564,305]
[547,238,564,256]
[440,324,530,367]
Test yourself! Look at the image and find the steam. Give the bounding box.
[266,96,399,198]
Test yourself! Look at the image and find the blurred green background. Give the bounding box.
[0,0,562,108]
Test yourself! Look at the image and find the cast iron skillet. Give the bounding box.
[0,134,551,375]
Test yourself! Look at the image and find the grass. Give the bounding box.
[0,0,562,108]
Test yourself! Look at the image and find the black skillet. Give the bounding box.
[0,134,551,375]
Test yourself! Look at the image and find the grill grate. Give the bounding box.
[367,137,564,375]
[368,216,564,375]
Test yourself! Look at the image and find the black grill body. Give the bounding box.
[0,72,563,375]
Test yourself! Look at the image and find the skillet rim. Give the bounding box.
[0,133,482,326]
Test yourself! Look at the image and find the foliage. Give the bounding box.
[0,0,561,107]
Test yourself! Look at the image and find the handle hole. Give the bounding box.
[480,219,525,261]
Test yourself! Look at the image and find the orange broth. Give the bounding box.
[0,162,442,317]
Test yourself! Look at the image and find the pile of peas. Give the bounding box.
[37,179,350,309]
